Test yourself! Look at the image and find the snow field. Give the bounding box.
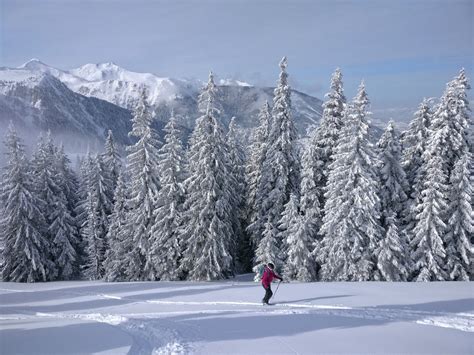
[1,280,473,354]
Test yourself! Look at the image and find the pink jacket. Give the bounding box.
[261,266,282,288]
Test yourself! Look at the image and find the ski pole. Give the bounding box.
[271,280,282,302]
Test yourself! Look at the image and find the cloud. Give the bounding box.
[1,0,472,109]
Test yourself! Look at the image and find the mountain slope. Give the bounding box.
[14,60,323,134]
[0,60,325,158]
[0,68,133,149]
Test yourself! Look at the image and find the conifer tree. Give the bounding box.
[442,69,472,280]
[377,121,409,221]
[83,190,104,279]
[226,117,248,271]
[253,219,283,279]
[376,121,410,280]
[103,130,122,191]
[75,152,93,239]
[31,131,60,278]
[249,57,300,272]
[299,140,322,253]
[0,124,53,282]
[104,172,130,281]
[319,82,382,281]
[305,68,347,212]
[376,214,409,281]
[281,194,316,281]
[246,101,271,239]
[56,144,79,214]
[411,146,449,281]
[445,153,473,280]
[49,191,79,280]
[412,69,472,281]
[91,154,114,244]
[79,152,114,279]
[150,111,186,281]
[277,193,300,261]
[402,99,432,244]
[123,89,161,281]
[180,72,233,280]
[402,99,432,190]
[54,144,81,277]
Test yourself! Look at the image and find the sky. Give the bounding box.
[1,0,472,120]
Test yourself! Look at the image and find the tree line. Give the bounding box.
[0,57,472,282]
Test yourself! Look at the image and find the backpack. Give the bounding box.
[257,265,266,279]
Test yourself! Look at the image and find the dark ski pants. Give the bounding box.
[262,284,272,304]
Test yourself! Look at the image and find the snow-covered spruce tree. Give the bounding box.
[402,99,432,191]
[56,144,79,214]
[123,89,161,281]
[445,153,473,280]
[412,69,472,281]
[427,69,471,179]
[411,143,449,281]
[226,117,249,272]
[49,190,79,280]
[246,101,271,240]
[82,189,104,279]
[249,57,300,275]
[281,194,317,281]
[103,130,122,191]
[0,123,53,282]
[79,152,114,279]
[402,99,433,245]
[75,152,94,267]
[31,131,60,278]
[54,144,81,277]
[443,69,472,280]
[299,69,346,272]
[299,138,322,262]
[319,82,382,281]
[375,121,410,280]
[254,218,283,280]
[149,111,186,281]
[89,154,114,276]
[277,192,300,263]
[377,121,409,221]
[180,72,234,280]
[305,68,347,210]
[75,152,93,232]
[376,214,409,281]
[104,172,130,281]
[94,153,115,231]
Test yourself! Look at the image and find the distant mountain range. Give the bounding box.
[0,59,325,153]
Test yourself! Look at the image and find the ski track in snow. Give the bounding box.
[146,299,350,309]
[32,311,190,355]
[2,286,473,354]
[35,311,127,326]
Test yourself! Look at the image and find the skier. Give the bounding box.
[261,263,283,305]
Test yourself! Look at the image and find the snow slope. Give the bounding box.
[1,278,472,354]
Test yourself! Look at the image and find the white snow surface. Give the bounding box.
[0,278,472,354]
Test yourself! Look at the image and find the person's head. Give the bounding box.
[267,263,274,270]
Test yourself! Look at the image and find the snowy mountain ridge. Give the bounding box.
[15,59,252,111]
[17,58,199,109]
[0,60,325,149]
[0,66,134,151]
